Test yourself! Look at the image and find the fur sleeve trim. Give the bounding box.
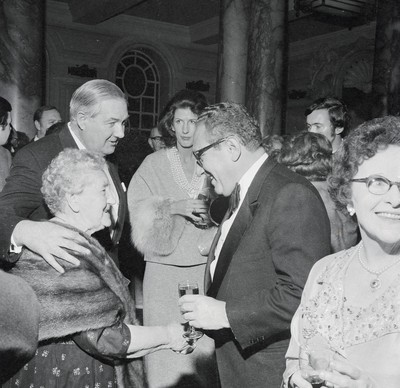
[129,196,185,256]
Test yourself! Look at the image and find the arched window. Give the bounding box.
[115,49,160,130]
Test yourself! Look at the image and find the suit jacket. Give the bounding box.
[206,158,331,388]
[0,126,126,265]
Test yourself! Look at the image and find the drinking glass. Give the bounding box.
[178,281,203,341]
[193,188,214,229]
[299,345,333,388]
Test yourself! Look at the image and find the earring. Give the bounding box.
[347,205,355,216]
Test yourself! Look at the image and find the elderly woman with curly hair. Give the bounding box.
[4,149,192,388]
[128,90,218,388]
[278,131,358,252]
[283,116,400,388]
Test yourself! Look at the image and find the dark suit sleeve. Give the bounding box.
[0,270,40,384]
[0,147,45,264]
[226,182,331,349]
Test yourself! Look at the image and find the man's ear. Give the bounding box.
[34,120,41,132]
[335,126,344,136]
[148,138,154,150]
[65,192,80,213]
[76,111,87,130]
[226,137,241,162]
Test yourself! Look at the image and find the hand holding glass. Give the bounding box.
[178,281,204,341]
[299,345,333,387]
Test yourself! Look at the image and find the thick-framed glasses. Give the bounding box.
[193,137,228,167]
[150,136,164,142]
[351,175,400,195]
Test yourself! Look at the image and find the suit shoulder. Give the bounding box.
[13,134,63,164]
[269,162,319,193]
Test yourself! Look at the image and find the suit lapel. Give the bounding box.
[106,161,126,244]
[206,157,277,298]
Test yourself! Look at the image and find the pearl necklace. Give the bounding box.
[167,147,203,198]
[357,243,400,291]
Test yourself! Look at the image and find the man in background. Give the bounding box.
[33,105,62,140]
[305,96,350,153]
[148,125,165,152]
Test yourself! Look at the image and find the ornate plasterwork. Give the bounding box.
[308,36,375,99]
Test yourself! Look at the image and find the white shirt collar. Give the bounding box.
[236,152,268,210]
[68,122,86,150]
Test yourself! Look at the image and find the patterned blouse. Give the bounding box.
[283,243,400,387]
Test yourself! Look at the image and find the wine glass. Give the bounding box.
[299,345,333,387]
[178,281,204,341]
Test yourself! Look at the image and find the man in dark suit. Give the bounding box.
[0,79,129,272]
[179,102,331,387]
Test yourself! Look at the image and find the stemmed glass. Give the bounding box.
[178,281,203,341]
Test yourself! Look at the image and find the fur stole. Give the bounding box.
[10,223,146,388]
[128,196,185,256]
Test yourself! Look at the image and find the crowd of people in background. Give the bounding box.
[1,81,399,388]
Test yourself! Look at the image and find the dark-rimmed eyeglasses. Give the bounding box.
[150,136,164,141]
[193,137,228,167]
[351,175,400,195]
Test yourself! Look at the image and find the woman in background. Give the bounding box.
[284,116,400,388]
[278,131,358,252]
[128,90,218,388]
[0,97,12,191]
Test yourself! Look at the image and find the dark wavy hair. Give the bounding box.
[328,115,400,210]
[277,132,332,181]
[0,97,12,126]
[196,102,262,151]
[305,96,350,137]
[158,89,207,147]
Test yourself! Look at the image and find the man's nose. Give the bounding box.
[114,122,125,138]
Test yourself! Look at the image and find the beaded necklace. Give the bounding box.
[357,242,400,291]
[168,147,203,198]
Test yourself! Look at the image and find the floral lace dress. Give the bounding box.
[283,244,400,387]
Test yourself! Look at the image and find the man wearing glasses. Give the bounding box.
[179,102,331,387]
[148,126,165,152]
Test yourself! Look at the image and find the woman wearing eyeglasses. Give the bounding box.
[283,116,400,388]
[0,97,12,191]
[127,90,218,388]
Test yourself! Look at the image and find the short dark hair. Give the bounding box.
[328,115,400,210]
[158,89,207,147]
[196,102,262,151]
[305,97,350,136]
[277,132,332,181]
[33,105,59,123]
[0,97,12,126]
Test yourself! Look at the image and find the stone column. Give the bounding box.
[0,0,45,139]
[388,2,400,115]
[245,0,288,136]
[216,0,249,104]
